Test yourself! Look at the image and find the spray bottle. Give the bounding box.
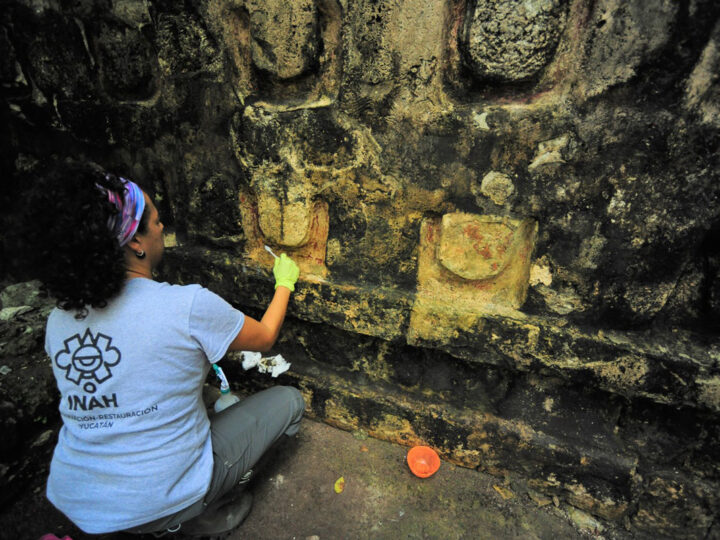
[212,364,240,413]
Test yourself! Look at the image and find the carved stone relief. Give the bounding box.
[436,213,517,280]
[408,213,538,345]
[230,104,357,278]
[246,0,320,80]
[204,0,342,104]
[239,186,329,278]
[460,0,570,83]
[4,2,720,535]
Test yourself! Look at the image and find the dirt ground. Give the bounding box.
[0,417,631,540]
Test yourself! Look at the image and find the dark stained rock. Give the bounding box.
[95,20,157,101]
[156,12,222,78]
[631,470,718,539]
[0,26,24,93]
[0,283,57,509]
[14,9,96,101]
[580,0,679,97]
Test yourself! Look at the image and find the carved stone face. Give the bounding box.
[255,176,314,248]
[437,213,516,281]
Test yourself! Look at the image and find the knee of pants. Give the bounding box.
[279,386,305,417]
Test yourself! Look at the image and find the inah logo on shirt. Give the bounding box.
[54,329,121,393]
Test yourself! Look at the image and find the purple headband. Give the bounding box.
[98,176,146,247]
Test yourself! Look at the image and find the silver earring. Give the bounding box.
[135,250,146,259]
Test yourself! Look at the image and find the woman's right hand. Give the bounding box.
[273,253,300,292]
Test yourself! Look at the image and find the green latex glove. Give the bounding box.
[273,253,300,292]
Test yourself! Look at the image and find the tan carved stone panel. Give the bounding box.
[408,213,537,345]
[239,188,329,279]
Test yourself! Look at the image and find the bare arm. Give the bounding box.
[228,286,291,352]
[228,253,299,352]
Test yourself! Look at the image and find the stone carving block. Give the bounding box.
[246,0,320,79]
[203,0,341,104]
[231,104,349,277]
[239,188,329,278]
[256,178,314,248]
[460,0,569,83]
[409,213,537,345]
[437,213,515,280]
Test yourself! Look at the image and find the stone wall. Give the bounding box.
[1,1,719,537]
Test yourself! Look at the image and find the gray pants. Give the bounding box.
[127,385,305,534]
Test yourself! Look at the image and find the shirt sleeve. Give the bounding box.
[189,287,245,364]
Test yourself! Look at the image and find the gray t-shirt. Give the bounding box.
[44,278,245,533]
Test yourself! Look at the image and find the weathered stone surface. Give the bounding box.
[162,247,720,416]
[475,171,515,206]
[0,306,33,322]
[580,0,679,96]
[527,134,570,172]
[0,281,44,309]
[109,0,151,27]
[410,215,537,347]
[684,21,720,127]
[460,0,569,83]
[246,0,319,79]
[96,21,157,100]
[0,26,22,90]
[0,282,57,509]
[188,171,246,244]
[255,176,314,247]
[16,10,95,100]
[340,0,446,124]
[631,471,718,539]
[156,13,222,78]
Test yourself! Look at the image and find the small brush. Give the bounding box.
[264,245,279,259]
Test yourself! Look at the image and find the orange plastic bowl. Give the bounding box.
[407,446,440,478]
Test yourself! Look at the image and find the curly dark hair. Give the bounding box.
[16,160,148,318]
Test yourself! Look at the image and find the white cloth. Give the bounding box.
[241,351,291,377]
[44,278,244,533]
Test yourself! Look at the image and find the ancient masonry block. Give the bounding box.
[239,185,329,279]
[460,0,569,83]
[246,0,320,79]
[408,212,537,345]
[213,0,342,103]
[437,214,515,280]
